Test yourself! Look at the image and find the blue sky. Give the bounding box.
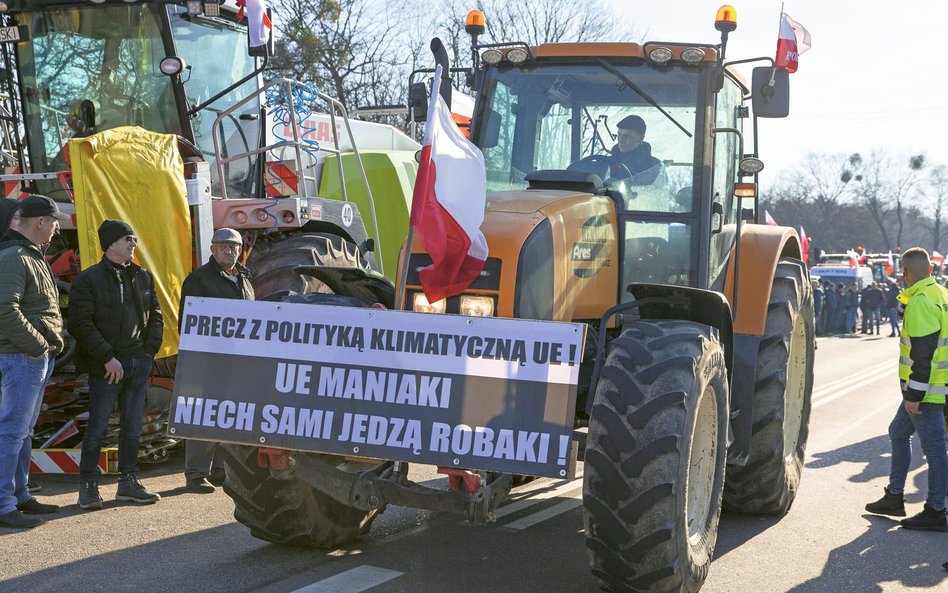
[612,0,948,184]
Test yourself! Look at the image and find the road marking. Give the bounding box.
[494,476,584,519]
[812,365,895,409]
[502,497,583,531]
[289,566,403,593]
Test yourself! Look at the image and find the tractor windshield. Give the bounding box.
[17,4,178,198]
[477,60,701,214]
[16,3,261,199]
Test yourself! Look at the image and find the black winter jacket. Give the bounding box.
[68,256,163,375]
[177,256,254,332]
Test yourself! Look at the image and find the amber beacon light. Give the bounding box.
[715,5,738,32]
[465,10,486,36]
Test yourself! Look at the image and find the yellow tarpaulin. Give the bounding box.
[70,126,191,359]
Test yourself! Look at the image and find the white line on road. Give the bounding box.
[812,365,895,409]
[502,497,583,531]
[493,476,584,520]
[289,566,403,593]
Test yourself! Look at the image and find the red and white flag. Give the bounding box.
[410,66,488,303]
[764,210,778,226]
[775,12,811,73]
[886,252,895,276]
[799,225,809,263]
[238,0,273,50]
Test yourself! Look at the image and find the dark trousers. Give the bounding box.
[79,356,151,481]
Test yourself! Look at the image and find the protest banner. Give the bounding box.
[169,297,586,478]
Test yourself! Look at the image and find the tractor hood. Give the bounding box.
[486,189,598,214]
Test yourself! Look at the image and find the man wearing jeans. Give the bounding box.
[865,247,948,531]
[69,220,163,509]
[0,195,68,528]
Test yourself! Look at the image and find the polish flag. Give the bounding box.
[410,66,488,303]
[886,252,895,276]
[237,0,273,50]
[764,210,778,226]
[799,225,809,263]
[775,12,811,73]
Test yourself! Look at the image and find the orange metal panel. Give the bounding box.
[723,224,802,336]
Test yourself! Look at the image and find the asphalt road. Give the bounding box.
[1,332,946,593]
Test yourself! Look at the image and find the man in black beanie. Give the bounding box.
[68,219,163,509]
[609,114,663,183]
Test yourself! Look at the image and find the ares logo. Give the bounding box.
[572,242,602,261]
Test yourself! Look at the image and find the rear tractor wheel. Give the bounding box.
[723,258,814,515]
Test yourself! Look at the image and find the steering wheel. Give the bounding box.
[567,154,634,182]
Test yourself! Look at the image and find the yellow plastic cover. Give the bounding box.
[70,126,191,359]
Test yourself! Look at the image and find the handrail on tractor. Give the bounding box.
[210,78,385,275]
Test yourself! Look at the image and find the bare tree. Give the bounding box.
[923,165,948,254]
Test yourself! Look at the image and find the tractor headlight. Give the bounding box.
[413,292,446,314]
[459,295,495,317]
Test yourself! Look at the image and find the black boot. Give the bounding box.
[900,504,948,531]
[865,487,906,516]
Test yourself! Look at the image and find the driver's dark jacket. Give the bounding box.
[610,141,662,183]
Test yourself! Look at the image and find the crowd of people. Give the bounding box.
[812,279,901,337]
[0,196,252,529]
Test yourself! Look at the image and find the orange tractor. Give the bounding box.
[213,7,814,593]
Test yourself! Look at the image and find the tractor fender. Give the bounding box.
[723,224,803,337]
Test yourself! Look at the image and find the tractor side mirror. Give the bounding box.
[409,83,429,122]
[751,66,789,118]
[478,108,502,149]
[711,200,723,234]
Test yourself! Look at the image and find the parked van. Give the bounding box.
[809,264,875,289]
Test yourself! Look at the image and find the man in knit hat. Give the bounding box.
[68,219,163,509]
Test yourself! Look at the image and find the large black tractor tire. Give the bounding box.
[218,445,380,547]
[584,320,729,593]
[246,232,369,302]
[722,258,815,515]
[220,231,380,547]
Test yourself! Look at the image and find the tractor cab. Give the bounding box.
[469,43,763,301]
[4,1,262,198]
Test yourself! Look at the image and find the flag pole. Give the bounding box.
[394,66,442,311]
[770,2,785,85]
[393,226,416,311]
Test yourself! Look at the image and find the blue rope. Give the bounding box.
[260,80,323,232]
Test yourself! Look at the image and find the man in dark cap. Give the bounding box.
[0,195,66,529]
[177,227,254,493]
[609,114,663,183]
[68,219,163,509]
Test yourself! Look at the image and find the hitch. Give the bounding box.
[437,466,482,492]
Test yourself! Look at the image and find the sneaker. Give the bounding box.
[16,498,58,514]
[78,481,104,510]
[900,504,948,532]
[185,476,216,494]
[116,474,160,504]
[0,510,43,529]
[865,487,906,517]
[27,481,42,493]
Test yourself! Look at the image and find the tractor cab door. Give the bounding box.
[708,76,744,291]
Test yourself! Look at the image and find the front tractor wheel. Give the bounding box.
[723,258,814,515]
[218,445,381,547]
[583,320,728,593]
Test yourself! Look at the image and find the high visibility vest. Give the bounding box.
[897,276,948,405]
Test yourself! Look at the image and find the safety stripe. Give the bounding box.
[902,337,912,347]
[900,356,913,367]
[938,338,948,347]
[901,380,948,394]
[939,361,948,370]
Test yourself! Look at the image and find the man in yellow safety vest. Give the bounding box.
[865,247,948,531]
